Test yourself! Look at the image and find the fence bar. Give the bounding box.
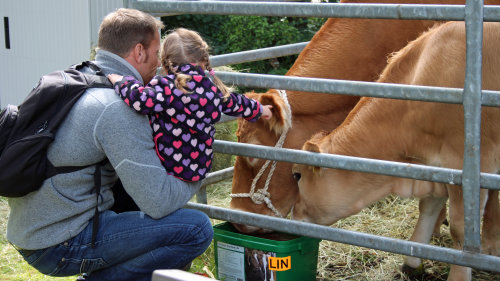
[210,42,308,67]
[202,167,234,186]
[185,202,500,273]
[152,269,214,281]
[462,0,484,252]
[205,0,307,2]
[131,1,500,21]
[197,167,234,204]
[219,113,236,123]
[195,188,208,204]
[214,71,500,107]
[213,140,500,191]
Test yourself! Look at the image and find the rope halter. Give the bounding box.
[231,90,292,218]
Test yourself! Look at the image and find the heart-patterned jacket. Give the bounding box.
[114,63,262,181]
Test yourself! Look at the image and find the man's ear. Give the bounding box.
[123,43,145,67]
[134,43,146,63]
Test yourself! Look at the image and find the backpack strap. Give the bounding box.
[47,159,106,248]
[91,160,107,248]
[75,61,113,89]
[75,61,104,76]
[46,164,96,178]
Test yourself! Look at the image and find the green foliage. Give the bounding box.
[161,15,326,74]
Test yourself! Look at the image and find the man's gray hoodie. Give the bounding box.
[7,50,202,250]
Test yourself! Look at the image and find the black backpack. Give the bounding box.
[0,61,139,247]
[0,61,112,197]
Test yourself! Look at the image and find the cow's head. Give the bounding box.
[291,131,394,225]
[230,90,296,233]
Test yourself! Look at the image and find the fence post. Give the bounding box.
[462,0,484,252]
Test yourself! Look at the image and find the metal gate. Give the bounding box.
[128,0,500,273]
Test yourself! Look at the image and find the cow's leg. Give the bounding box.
[482,190,500,256]
[433,204,448,237]
[447,186,472,281]
[402,196,447,275]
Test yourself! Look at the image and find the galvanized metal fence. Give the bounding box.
[129,0,500,273]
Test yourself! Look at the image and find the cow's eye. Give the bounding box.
[293,172,301,182]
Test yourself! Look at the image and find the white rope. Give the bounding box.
[231,90,292,218]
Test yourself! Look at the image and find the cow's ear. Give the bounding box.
[246,91,292,136]
[311,165,321,174]
[303,140,323,173]
[303,140,322,153]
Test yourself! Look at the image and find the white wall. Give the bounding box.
[89,0,126,49]
[0,0,124,107]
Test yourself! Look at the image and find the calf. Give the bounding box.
[292,21,500,281]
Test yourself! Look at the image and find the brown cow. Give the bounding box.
[231,0,444,233]
[291,21,500,281]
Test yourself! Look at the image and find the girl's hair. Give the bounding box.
[160,28,232,99]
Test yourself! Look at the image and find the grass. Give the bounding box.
[0,180,231,281]
[0,198,75,281]
[2,184,500,280]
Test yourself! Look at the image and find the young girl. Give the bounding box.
[108,28,272,182]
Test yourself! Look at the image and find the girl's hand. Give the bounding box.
[261,105,273,120]
[107,74,123,84]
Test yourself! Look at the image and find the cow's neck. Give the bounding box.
[324,98,411,160]
[282,0,498,116]
[284,16,435,117]
[323,98,452,198]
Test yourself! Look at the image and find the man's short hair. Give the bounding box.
[98,8,164,57]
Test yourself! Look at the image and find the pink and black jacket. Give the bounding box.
[114,63,262,181]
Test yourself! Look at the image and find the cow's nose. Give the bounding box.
[231,223,272,234]
[232,223,260,234]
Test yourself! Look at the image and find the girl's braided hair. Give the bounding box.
[160,28,232,99]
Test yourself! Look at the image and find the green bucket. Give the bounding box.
[213,222,320,281]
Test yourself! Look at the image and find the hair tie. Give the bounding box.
[209,69,216,76]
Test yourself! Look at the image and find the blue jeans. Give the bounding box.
[17,209,213,281]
